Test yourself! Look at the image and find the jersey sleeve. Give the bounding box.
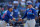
[7,12,13,20]
[32,9,37,17]
[22,10,27,19]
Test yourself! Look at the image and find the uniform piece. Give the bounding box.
[0,10,13,27]
[22,8,37,27]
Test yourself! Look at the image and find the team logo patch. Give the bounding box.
[28,10,32,13]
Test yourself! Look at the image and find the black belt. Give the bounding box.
[27,19,33,20]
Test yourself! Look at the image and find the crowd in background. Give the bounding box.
[0,0,40,16]
[0,0,40,27]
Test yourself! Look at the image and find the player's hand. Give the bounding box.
[18,18,22,22]
[13,18,16,21]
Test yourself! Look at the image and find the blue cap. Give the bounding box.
[27,3,32,5]
[7,6,12,9]
[26,1,32,5]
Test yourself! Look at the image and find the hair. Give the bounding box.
[8,8,10,11]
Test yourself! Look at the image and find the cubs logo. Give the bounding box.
[28,10,32,13]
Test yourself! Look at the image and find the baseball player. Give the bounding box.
[13,6,23,27]
[22,2,37,27]
[0,6,15,27]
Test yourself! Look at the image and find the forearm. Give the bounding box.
[22,10,27,19]
[22,14,27,19]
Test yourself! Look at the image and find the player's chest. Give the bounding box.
[27,10,32,13]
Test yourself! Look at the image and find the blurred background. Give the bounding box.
[0,0,40,27]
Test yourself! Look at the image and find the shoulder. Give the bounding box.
[25,8,29,12]
[6,10,10,14]
[26,8,29,11]
[26,8,29,10]
[31,8,36,10]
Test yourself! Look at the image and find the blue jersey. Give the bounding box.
[13,9,19,18]
[2,10,13,23]
[22,8,37,19]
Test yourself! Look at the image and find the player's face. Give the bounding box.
[28,5,32,8]
[9,8,13,12]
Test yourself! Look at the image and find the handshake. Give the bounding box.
[13,18,23,22]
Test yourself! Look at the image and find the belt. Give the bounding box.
[27,19,33,20]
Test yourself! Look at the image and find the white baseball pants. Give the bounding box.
[24,19,36,27]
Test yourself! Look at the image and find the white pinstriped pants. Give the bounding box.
[0,20,7,27]
[24,19,36,27]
